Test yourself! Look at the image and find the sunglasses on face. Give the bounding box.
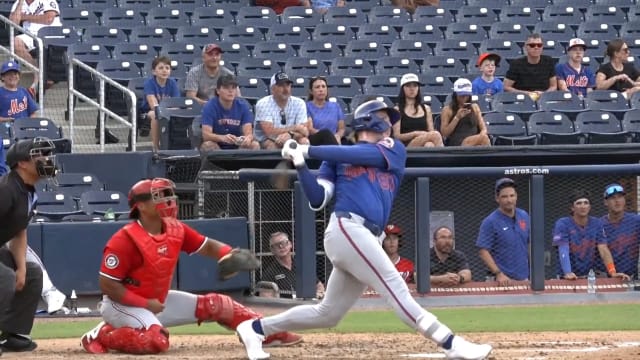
[621,47,630,53]
[527,43,543,48]
[280,110,286,125]
[605,185,624,197]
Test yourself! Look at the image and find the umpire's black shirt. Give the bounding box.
[0,171,35,247]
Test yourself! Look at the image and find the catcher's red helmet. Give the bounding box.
[128,178,178,219]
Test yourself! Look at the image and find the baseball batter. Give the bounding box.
[80,178,301,355]
[237,100,492,360]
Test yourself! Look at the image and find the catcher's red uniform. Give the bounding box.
[394,257,415,284]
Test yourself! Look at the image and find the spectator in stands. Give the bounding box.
[600,183,640,280]
[472,53,504,98]
[595,39,640,98]
[9,0,62,91]
[140,56,180,152]
[555,38,595,97]
[311,0,345,14]
[255,0,310,15]
[185,44,236,106]
[504,33,557,101]
[430,226,471,287]
[476,178,530,286]
[382,224,414,284]
[200,74,259,151]
[0,61,38,122]
[254,71,309,149]
[552,189,630,281]
[305,76,343,145]
[440,78,490,147]
[260,232,325,299]
[393,73,443,148]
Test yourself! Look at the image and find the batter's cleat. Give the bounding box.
[236,320,270,360]
[81,321,112,354]
[45,288,67,314]
[263,331,303,348]
[444,336,492,360]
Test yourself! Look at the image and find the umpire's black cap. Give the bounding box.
[6,137,54,169]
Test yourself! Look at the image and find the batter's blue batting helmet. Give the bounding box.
[351,100,400,133]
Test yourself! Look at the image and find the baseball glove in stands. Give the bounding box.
[218,248,261,280]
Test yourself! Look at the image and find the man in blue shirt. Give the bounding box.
[600,184,639,279]
[476,178,530,286]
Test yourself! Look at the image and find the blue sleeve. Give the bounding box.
[240,101,253,126]
[552,218,568,246]
[554,63,563,78]
[143,77,156,96]
[296,165,325,208]
[26,90,39,115]
[559,243,572,275]
[308,137,406,172]
[476,217,494,249]
[201,100,215,128]
[169,78,181,97]
[317,160,336,183]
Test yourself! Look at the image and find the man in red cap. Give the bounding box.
[80,178,301,355]
[185,43,237,105]
[382,224,415,284]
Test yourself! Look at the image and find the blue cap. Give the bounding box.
[0,61,20,75]
[495,177,515,194]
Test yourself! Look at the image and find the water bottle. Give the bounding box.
[587,269,596,294]
[70,290,78,315]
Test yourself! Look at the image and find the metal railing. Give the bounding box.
[0,15,45,112]
[67,58,137,152]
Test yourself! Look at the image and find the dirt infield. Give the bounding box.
[3,331,639,359]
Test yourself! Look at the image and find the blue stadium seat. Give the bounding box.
[322,6,367,25]
[289,75,309,98]
[537,91,586,120]
[527,111,584,145]
[82,26,128,50]
[344,0,380,13]
[128,26,174,50]
[400,23,445,47]
[126,76,146,124]
[235,6,278,30]
[577,22,620,42]
[38,26,82,83]
[95,59,143,116]
[298,41,342,64]
[160,42,200,63]
[498,5,541,27]
[35,191,83,221]
[174,25,218,45]
[99,8,146,30]
[367,5,411,26]
[491,92,539,121]
[363,75,401,100]
[265,24,311,46]
[344,40,387,61]
[220,25,265,46]
[60,8,100,29]
[47,172,104,199]
[1,123,12,149]
[540,40,567,59]
[627,7,640,22]
[478,39,522,68]
[533,22,575,44]
[374,56,419,76]
[389,40,433,62]
[622,109,640,142]
[145,7,191,34]
[421,56,467,81]
[542,5,583,25]
[325,75,363,98]
[488,22,530,42]
[236,75,269,103]
[411,7,454,29]
[112,43,157,69]
[437,0,465,10]
[579,39,608,65]
[619,21,640,39]
[190,6,235,28]
[422,95,444,115]
[575,110,631,144]
[216,41,251,68]
[284,57,329,78]
[13,117,63,142]
[160,0,202,12]
[357,24,400,45]
[236,58,280,79]
[281,6,322,29]
[253,41,297,67]
[433,39,477,61]
[79,190,129,217]
[444,22,488,44]
[584,4,627,26]
[156,97,204,150]
[594,0,635,10]
[509,0,551,11]
[312,24,357,46]
[329,57,375,80]
[119,0,161,13]
[418,74,455,102]
[456,6,499,26]
[483,112,537,146]
[67,43,111,99]
[584,90,631,120]
[72,0,117,11]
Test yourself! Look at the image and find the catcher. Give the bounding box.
[80,177,301,354]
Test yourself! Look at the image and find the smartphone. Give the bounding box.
[463,103,472,109]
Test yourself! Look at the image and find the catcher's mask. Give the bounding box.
[128,178,178,219]
[6,137,58,179]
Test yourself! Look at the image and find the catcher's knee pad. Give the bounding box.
[102,325,170,354]
[195,293,262,329]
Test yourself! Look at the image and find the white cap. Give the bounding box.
[400,73,422,87]
[568,38,586,51]
[453,78,473,96]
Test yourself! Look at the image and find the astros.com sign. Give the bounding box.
[503,168,550,175]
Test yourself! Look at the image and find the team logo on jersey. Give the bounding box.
[104,254,119,269]
[377,137,394,149]
[157,244,168,256]
[50,1,57,9]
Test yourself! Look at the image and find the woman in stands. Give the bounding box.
[596,39,640,98]
[440,78,491,147]
[305,76,344,145]
[393,73,443,148]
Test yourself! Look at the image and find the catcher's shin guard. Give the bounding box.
[195,293,261,329]
[101,325,170,354]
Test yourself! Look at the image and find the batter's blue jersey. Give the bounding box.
[476,208,530,280]
[318,137,406,229]
[601,213,640,278]
[552,216,606,277]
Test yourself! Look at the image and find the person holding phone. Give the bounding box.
[440,79,490,147]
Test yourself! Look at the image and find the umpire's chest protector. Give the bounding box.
[123,219,184,303]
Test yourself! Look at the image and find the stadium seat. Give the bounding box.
[389,40,433,63]
[537,91,586,121]
[236,75,270,103]
[253,41,297,67]
[289,75,309,98]
[344,40,387,61]
[34,191,83,221]
[357,24,400,45]
[541,5,583,24]
[174,26,219,46]
[60,8,100,29]
[159,42,200,63]
[13,117,63,142]
[532,22,575,44]
[478,39,522,70]
[627,7,640,22]
[46,172,104,200]
[329,57,375,80]
[444,22,488,45]
[190,6,235,29]
[540,40,567,59]
[344,0,380,13]
[399,23,444,46]
[527,111,584,145]
[350,94,394,112]
[491,92,539,121]
[1,123,12,149]
[576,22,620,43]
[312,24,357,46]
[328,96,350,115]
[374,56,419,76]
[119,0,161,12]
[456,6,498,26]
[363,75,401,100]
[367,5,411,26]
[95,59,143,116]
[67,43,112,100]
[99,8,146,30]
[509,0,551,11]
[37,26,81,83]
[619,21,640,39]
[280,6,322,29]
[594,0,635,10]
[575,110,631,144]
[325,75,363,99]
[265,24,311,46]
[236,58,280,79]
[498,6,541,28]
[483,112,537,146]
[156,97,204,150]
[112,43,157,69]
[433,40,477,61]
[72,0,117,11]
[284,57,328,78]
[322,6,367,25]
[82,26,128,51]
[437,0,465,10]
[578,39,607,65]
[160,0,201,11]
[622,109,640,142]
[422,95,444,115]
[488,23,530,42]
[220,25,265,46]
[420,56,467,82]
[79,190,130,217]
[298,41,342,64]
[418,74,455,102]
[584,4,627,26]
[235,6,278,30]
[145,7,191,34]
[412,7,455,29]
[125,76,146,126]
[584,90,631,120]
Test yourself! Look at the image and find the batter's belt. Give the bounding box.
[335,211,383,237]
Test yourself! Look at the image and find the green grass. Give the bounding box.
[33,304,640,339]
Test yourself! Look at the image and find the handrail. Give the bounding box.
[68,58,137,152]
[0,14,45,112]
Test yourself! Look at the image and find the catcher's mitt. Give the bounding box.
[217,248,260,280]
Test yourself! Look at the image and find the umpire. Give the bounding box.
[0,138,57,353]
